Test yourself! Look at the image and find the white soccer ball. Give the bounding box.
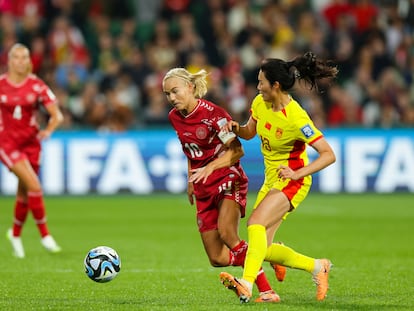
[84,246,121,283]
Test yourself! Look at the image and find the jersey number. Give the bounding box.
[218,181,233,193]
[184,143,203,158]
[260,135,272,151]
[13,105,22,120]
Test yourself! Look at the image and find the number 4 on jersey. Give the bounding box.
[13,105,22,120]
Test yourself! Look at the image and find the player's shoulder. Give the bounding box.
[0,73,8,85]
[251,94,268,108]
[288,98,309,116]
[198,98,220,112]
[252,94,263,104]
[26,73,45,84]
[168,108,178,119]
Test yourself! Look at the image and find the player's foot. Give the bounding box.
[254,290,281,303]
[312,258,332,301]
[219,272,252,303]
[41,235,62,253]
[7,229,25,258]
[271,241,287,282]
[271,262,287,282]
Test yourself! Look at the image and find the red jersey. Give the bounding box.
[0,73,57,144]
[169,99,248,228]
[169,98,239,169]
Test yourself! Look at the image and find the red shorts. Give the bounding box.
[0,137,41,173]
[193,166,248,232]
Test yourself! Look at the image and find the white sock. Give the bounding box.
[312,259,322,275]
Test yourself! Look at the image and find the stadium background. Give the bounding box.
[0,0,413,194]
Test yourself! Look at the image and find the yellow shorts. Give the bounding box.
[253,175,312,219]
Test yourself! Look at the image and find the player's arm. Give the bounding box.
[226,116,257,140]
[189,133,244,184]
[278,137,336,180]
[187,159,195,205]
[205,136,244,171]
[38,103,64,140]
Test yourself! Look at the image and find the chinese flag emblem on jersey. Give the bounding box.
[276,127,283,139]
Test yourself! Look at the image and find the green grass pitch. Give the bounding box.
[0,193,413,310]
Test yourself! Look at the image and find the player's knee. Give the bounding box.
[217,229,236,246]
[207,252,229,267]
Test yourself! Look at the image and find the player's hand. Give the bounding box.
[187,182,195,205]
[278,165,299,181]
[188,166,213,184]
[223,120,240,134]
[37,130,52,141]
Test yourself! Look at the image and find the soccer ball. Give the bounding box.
[84,246,121,283]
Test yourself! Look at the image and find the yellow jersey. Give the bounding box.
[251,94,323,189]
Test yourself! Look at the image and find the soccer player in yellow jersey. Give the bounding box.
[220,51,338,303]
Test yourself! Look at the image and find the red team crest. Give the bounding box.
[26,93,36,103]
[276,127,283,139]
[196,126,208,139]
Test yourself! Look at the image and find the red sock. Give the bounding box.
[230,240,248,266]
[232,240,272,293]
[28,191,49,237]
[255,268,272,293]
[13,198,29,236]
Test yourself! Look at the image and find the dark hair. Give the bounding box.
[260,51,338,92]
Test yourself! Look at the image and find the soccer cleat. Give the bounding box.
[271,262,287,282]
[254,290,281,303]
[41,235,62,253]
[312,258,332,301]
[7,229,25,258]
[219,272,252,303]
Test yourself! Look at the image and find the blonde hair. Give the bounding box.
[8,43,33,74]
[163,68,208,98]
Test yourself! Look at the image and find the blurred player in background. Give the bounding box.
[163,67,285,303]
[220,51,337,303]
[0,43,63,258]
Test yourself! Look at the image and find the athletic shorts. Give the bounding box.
[194,167,248,232]
[0,137,41,174]
[253,175,312,219]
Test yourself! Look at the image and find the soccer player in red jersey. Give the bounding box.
[163,67,283,303]
[0,43,64,258]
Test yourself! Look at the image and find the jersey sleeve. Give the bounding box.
[250,94,261,121]
[295,109,323,145]
[37,79,57,107]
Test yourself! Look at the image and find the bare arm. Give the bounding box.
[227,116,257,140]
[188,137,244,184]
[37,103,64,140]
[187,159,195,205]
[278,137,336,180]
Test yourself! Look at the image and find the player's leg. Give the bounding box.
[10,159,61,253]
[220,190,290,302]
[200,230,234,267]
[217,199,279,302]
[13,181,29,237]
[264,241,332,301]
[6,180,29,258]
[262,189,332,301]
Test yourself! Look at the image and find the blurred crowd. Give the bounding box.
[1,0,414,131]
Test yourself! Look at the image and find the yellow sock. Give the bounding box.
[265,243,315,273]
[242,224,267,284]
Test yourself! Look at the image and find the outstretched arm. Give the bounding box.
[226,116,257,140]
